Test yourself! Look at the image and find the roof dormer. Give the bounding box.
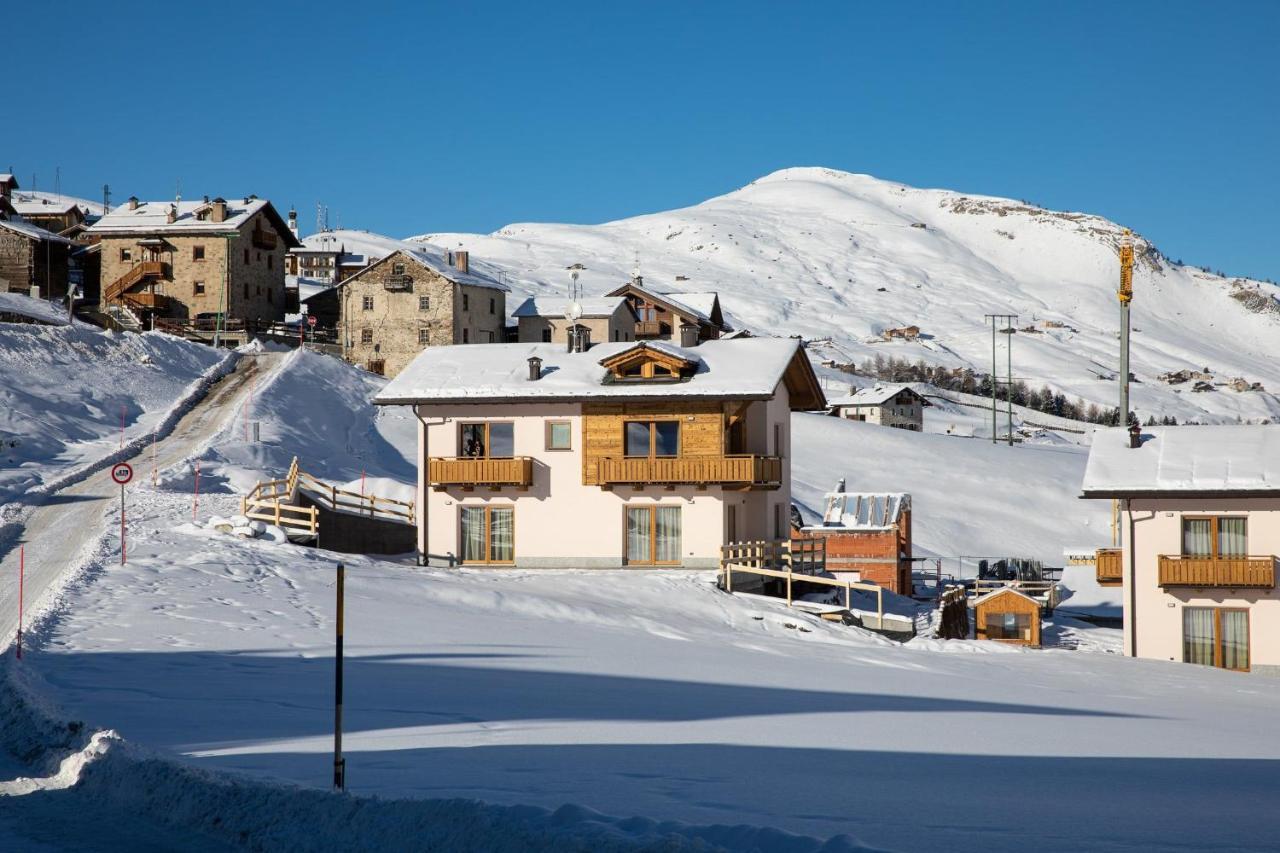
[598,342,700,382]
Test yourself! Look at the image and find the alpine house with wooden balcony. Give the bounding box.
[1081,425,1280,674]
[374,337,826,569]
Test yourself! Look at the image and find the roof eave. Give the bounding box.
[374,391,775,407]
[1080,489,1280,500]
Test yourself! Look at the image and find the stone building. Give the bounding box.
[606,277,731,345]
[11,196,87,235]
[87,195,300,328]
[331,247,508,377]
[512,296,636,345]
[0,217,74,299]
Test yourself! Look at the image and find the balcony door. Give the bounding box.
[460,505,514,565]
[1183,607,1249,671]
[626,506,681,566]
[461,422,514,458]
[1182,516,1248,557]
[624,420,679,458]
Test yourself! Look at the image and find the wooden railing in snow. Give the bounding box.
[240,456,416,536]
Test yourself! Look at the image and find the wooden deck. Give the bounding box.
[428,456,534,489]
[597,455,781,488]
[1158,555,1275,588]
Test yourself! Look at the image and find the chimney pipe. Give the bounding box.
[454,250,469,274]
[127,196,139,210]
[1127,422,1142,449]
[527,356,542,381]
[679,322,699,348]
[210,197,227,223]
[166,204,177,224]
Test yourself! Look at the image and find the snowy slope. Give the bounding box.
[411,167,1280,424]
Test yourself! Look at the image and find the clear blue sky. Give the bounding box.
[10,1,1279,280]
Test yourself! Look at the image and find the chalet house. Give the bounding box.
[795,486,914,594]
[512,296,637,345]
[322,248,507,377]
[87,195,300,327]
[11,196,87,236]
[0,215,74,300]
[1081,425,1280,675]
[829,384,926,431]
[374,337,826,568]
[606,277,731,345]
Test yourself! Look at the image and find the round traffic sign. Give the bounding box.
[111,462,133,485]
[307,315,317,327]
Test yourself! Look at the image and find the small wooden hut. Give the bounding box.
[972,587,1041,646]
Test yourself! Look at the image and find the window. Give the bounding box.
[773,503,783,539]
[244,248,250,264]
[460,422,514,458]
[545,421,572,451]
[986,612,1033,642]
[268,255,273,270]
[726,504,737,542]
[460,505,514,564]
[362,295,374,311]
[119,247,132,262]
[243,284,249,299]
[462,328,469,344]
[462,293,469,311]
[1182,517,1248,557]
[1184,607,1249,670]
[361,328,373,344]
[481,330,495,343]
[418,296,430,311]
[489,297,496,314]
[418,328,432,344]
[773,423,783,455]
[625,421,679,457]
[541,328,552,343]
[192,245,205,261]
[267,289,273,304]
[194,281,205,295]
[626,506,681,565]
[392,263,405,276]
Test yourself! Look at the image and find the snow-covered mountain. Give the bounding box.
[408,167,1279,424]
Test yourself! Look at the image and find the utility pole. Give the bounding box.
[984,314,1017,445]
[333,561,347,792]
[1118,229,1135,427]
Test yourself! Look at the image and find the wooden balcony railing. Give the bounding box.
[251,228,278,250]
[428,456,534,489]
[103,260,168,302]
[598,455,782,488]
[1158,555,1276,589]
[635,320,664,337]
[1096,548,1123,586]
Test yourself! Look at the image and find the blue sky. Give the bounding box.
[9,1,1279,279]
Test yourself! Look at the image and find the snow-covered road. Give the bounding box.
[0,353,277,652]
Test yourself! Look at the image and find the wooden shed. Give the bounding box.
[972,587,1041,646]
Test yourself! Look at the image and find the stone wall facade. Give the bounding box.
[0,229,71,299]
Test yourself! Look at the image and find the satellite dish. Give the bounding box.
[565,300,583,323]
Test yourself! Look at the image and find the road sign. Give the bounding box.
[307,315,318,328]
[111,462,133,485]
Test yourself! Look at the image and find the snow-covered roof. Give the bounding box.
[88,198,299,246]
[807,491,909,531]
[0,292,70,325]
[659,291,717,321]
[0,218,74,245]
[0,174,16,186]
[376,337,815,406]
[512,296,625,319]
[11,197,80,217]
[971,586,1042,608]
[1081,425,1280,497]
[828,383,920,407]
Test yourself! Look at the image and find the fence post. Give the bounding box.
[786,563,793,605]
[845,581,851,610]
[877,587,884,629]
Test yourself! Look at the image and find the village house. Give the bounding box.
[606,277,731,345]
[795,485,914,594]
[0,213,74,300]
[512,296,637,345]
[1081,425,1280,674]
[10,195,87,236]
[87,195,300,329]
[828,383,926,431]
[314,247,508,377]
[373,337,826,568]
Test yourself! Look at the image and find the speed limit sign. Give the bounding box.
[111,462,133,485]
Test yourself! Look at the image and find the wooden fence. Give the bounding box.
[240,456,416,536]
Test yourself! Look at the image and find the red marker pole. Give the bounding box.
[360,468,365,498]
[121,481,126,565]
[193,460,201,520]
[16,545,23,660]
[152,430,158,486]
[120,405,125,449]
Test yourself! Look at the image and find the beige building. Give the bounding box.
[1082,425,1280,675]
[512,296,636,345]
[607,278,731,345]
[328,248,507,377]
[374,337,826,569]
[828,384,926,431]
[87,195,300,328]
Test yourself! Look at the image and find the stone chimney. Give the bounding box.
[527,356,542,381]
[210,197,227,223]
[127,196,139,210]
[166,204,177,224]
[454,250,469,274]
[1127,422,1142,449]
[679,322,699,348]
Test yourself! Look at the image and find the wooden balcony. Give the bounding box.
[1158,555,1276,589]
[428,456,533,490]
[635,320,664,338]
[597,455,782,489]
[252,228,278,250]
[1096,548,1123,586]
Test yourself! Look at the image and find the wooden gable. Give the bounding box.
[781,346,827,411]
[598,343,698,380]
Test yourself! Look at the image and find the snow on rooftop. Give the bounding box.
[659,290,722,324]
[11,197,80,216]
[807,491,909,530]
[1082,425,1280,495]
[0,217,74,245]
[376,337,801,404]
[88,197,292,241]
[511,296,624,318]
[828,383,916,407]
[308,230,506,291]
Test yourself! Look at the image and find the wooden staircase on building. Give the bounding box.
[103,261,167,303]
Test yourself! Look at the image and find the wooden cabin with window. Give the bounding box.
[374,337,826,568]
[333,247,507,377]
[973,587,1042,646]
[1082,425,1280,675]
[606,277,731,345]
